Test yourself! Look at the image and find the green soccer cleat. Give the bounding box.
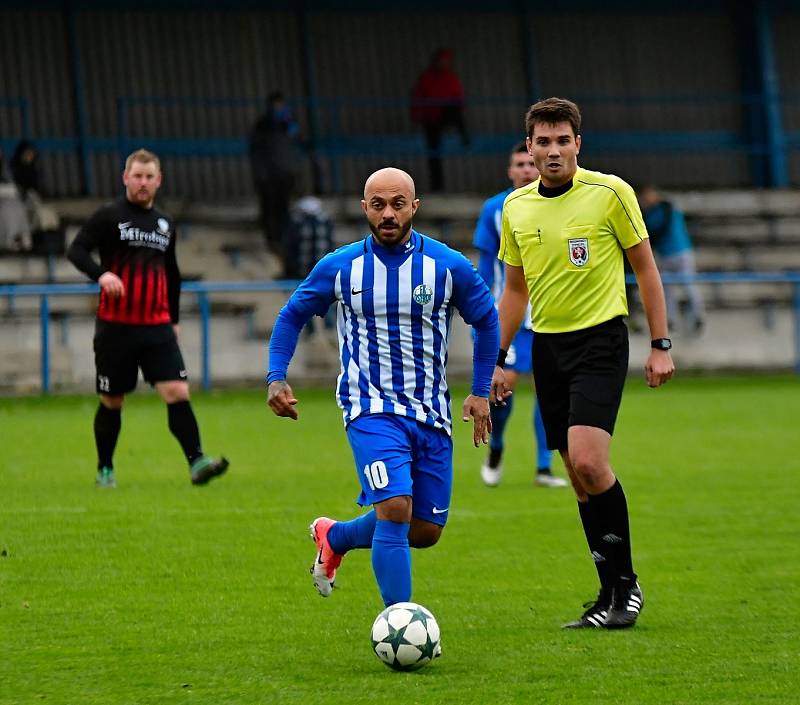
[95,467,116,489]
[190,455,229,486]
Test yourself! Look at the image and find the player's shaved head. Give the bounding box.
[363,167,416,200]
[361,167,420,247]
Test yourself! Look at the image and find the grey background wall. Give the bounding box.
[2,2,798,198]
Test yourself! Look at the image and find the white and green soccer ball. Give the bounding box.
[370,602,441,671]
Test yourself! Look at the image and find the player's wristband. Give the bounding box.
[496,348,508,368]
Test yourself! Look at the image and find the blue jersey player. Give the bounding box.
[268,167,499,608]
[473,142,567,488]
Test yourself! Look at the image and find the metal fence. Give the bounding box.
[2,272,800,394]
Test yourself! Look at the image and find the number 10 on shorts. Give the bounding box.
[363,460,388,490]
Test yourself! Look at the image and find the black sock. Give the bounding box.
[167,401,203,466]
[577,500,614,594]
[94,404,121,469]
[587,479,635,582]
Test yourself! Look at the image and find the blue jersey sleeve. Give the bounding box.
[450,253,500,397]
[477,248,497,291]
[472,198,500,256]
[267,253,339,383]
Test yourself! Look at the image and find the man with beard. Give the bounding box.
[267,167,498,608]
[67,149,228,488]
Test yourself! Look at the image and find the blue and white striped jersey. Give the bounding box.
[269,230,498,434]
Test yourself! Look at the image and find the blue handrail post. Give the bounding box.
[21,97,31,139]
[753,0,789,188]
[198,291,211,391]
[297,7,324,193]
[116,96,128,169]
[793,282,800,375]
[65,6,93,194]
[40,294,50,394]
[330,100,342,195]
[517,0,541,103]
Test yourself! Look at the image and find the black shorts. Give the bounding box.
[532,316,628,451]
[93,320,187,395]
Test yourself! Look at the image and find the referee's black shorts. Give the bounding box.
[93,320,187,395]
[532,316,628,451]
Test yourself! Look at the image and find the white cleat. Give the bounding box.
[480,461,503,487]
[535,472,568,488]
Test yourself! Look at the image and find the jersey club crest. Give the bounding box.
[568,238,589,267]
[413,284,433,305]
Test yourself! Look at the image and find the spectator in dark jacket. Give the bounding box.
[10,140,42,197]
[249,91,301,255]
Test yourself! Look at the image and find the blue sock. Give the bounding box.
[534,401,552,470]
[327,510,376,554]
[372,519,411,606]
[489,394,514,452]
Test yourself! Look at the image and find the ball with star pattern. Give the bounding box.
[370,602,441,671]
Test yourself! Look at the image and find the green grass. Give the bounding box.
[1,376,799,704]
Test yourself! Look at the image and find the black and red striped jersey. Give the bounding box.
[67,197,181,325]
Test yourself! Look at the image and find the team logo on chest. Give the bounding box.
[157,218,170,234]
[413,284,433,305]
[568,238,590,267]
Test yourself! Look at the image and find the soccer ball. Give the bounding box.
[370,602,441,671]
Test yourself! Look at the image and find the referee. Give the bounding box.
[67,149,228,488]
[491,98,674,629]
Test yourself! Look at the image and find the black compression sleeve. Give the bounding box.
[165,225,181,323]
[66,229,105,281]
[67,209,108,281]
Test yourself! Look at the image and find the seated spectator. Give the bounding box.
[10,140,41,198]
[283,195,334,280]
[0,147,31,252]
[639,185,705,334]
[284,195,336,336]
[9,140,62,253]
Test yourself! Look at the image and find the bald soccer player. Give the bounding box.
[268,167,499,609]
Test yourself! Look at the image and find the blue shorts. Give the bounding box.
[506,328,533,373]
[345,413,453,527]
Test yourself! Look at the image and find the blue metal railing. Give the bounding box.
[2,273,800,393]
[5,91,800,192]
[0,280,299,393]
[110,92,800,193]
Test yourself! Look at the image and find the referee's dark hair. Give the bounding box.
[525,97,582,139]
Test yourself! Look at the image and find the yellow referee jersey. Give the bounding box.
[499,166,648,333]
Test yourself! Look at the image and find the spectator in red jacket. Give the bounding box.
[411,48,469,192]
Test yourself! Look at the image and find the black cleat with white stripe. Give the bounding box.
[605,577,644,629]
[561,589,611,629]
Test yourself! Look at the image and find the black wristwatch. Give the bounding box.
[651,338,673,351]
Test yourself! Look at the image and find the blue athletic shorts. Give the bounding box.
[506,328,533,373]
[345,413,453,527]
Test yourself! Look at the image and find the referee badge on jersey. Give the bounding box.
[413,284,433,305]
[568,238,590,267]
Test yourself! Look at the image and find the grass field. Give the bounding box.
[2,376,799,704]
